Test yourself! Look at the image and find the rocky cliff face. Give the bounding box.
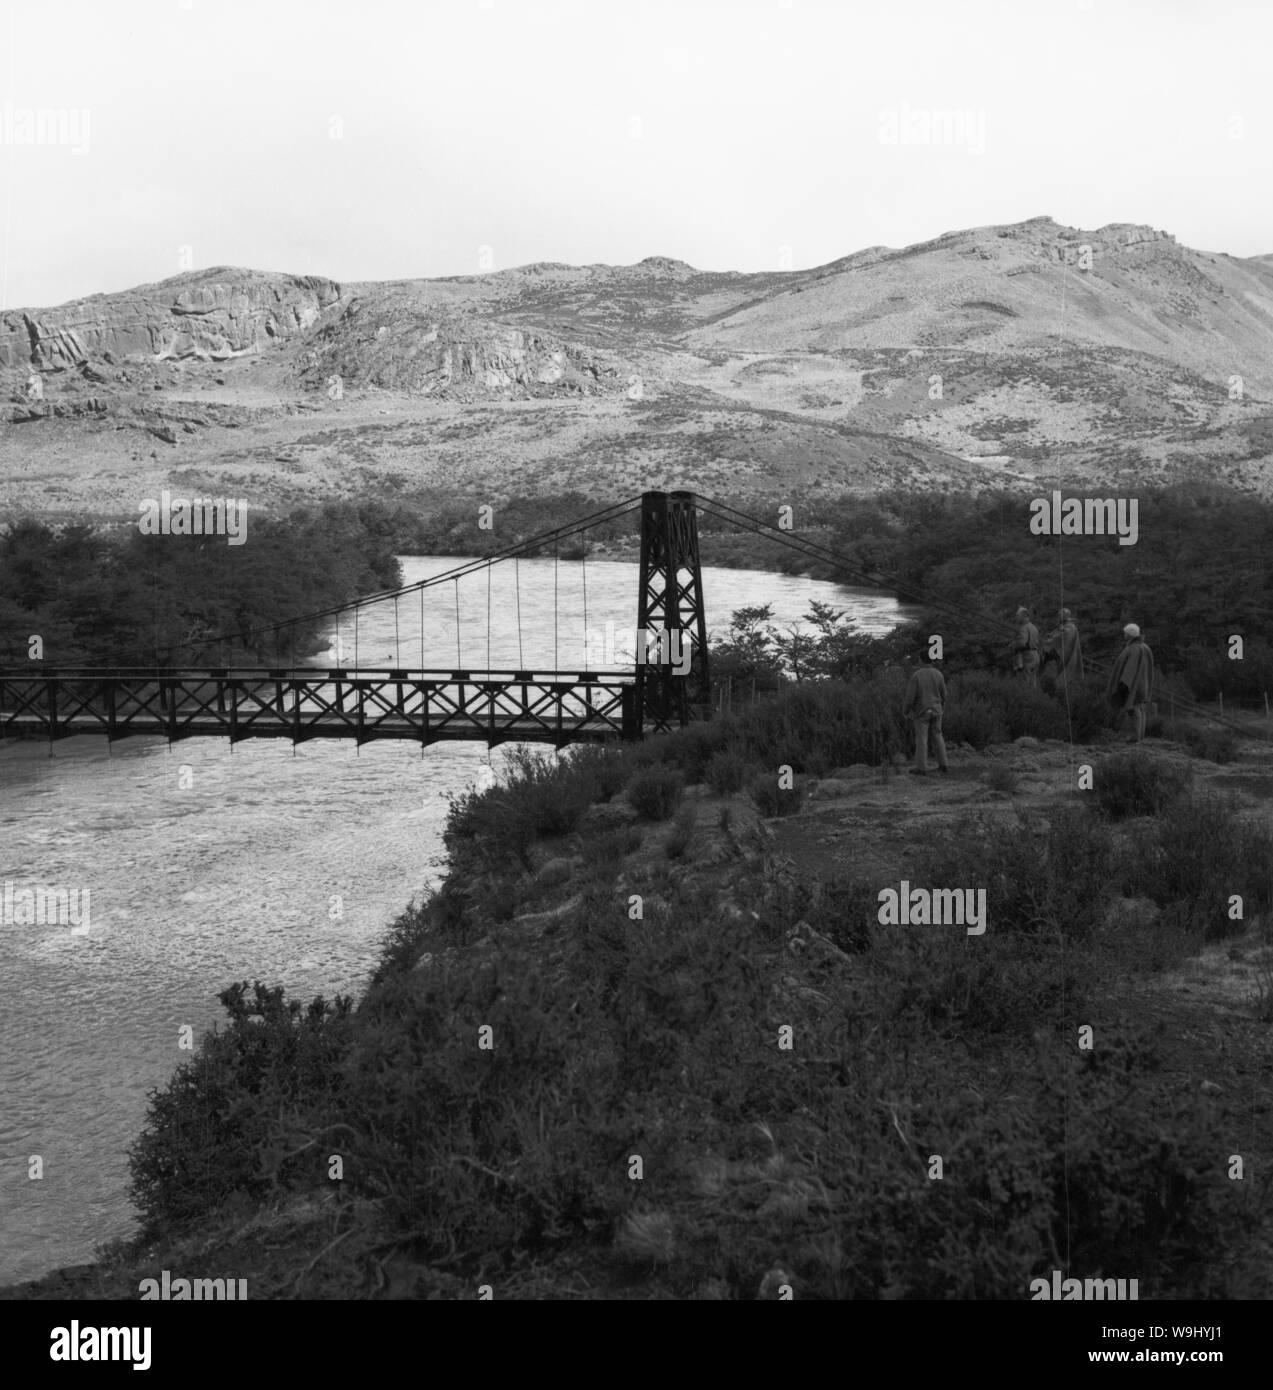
[1042,220,1177,261]
[0,269,342,371]
[298,296,631,398]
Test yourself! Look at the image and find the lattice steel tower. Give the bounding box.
[634,489,711,732]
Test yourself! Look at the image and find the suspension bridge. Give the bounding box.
[0,491,716,748]
[0,486,1253,750]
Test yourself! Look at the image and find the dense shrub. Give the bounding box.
[128,982,354,1234]
[654,716,738,781]
[796,873,877,955]
[566,743,631,800]
[1092,751,1192,820]
[626,764,685,821]
[446,746,605,869]
[369,899,434,987]
[735,676,908,770]
[664,803,698,859]
[1034,1028,1230,1280]
[945,671,1065,743]
[579,824,644,880]
[1121,791,1273,939]
[1159,718,1239,764]
[126,796,1258,1296]
[749,770,805,818]
[921,806,1117,946]
[704,748,751,796]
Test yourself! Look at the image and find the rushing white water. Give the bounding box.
[0,557,906,1286]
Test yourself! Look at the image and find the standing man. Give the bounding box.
[1107,623,1155,743]
[903,652,950,777]
[1043,608,1083,696]
[1011,607,1041,686]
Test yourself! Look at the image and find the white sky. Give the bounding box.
[1,0,1270,308]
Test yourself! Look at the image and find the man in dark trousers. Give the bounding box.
[1107,622,1155,742]
[1011,606,1041,686]
[903,652,950,776]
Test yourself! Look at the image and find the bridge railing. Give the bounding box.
[0,668,641,747]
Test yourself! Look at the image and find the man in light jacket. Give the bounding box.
[903,654,950,776]
[1107,623,1155,742]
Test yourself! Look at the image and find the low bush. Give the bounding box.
[1159,718,1239,764]
[735,676,908,771]
[445,746,605,870]
[1092,751,1191,820]
[920,806,1117,946]
[579,824,644,880]
[985,762,1018,794]
[627,764,685,822]
[704,748,751,796]
[369,899,434,986]
[800,873,877,955]
[1034,1028,1230,1281]
[1122,791,1273,940]
[128,982,354,1234]
[664,803,698,860]
[749,770,805,818]
[566,743,631,800]
[945,670,1065,744]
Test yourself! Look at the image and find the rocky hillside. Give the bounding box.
[296,293,632,400]
[3,217,1273,521]
[0,269,342,371]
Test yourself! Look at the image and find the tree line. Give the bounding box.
[0,504,402,666]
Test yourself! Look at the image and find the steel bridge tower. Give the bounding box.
[634,489,711,733]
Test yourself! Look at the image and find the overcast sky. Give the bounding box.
[1,0,1269,308]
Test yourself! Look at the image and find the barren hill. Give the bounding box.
[4,216,1273,522]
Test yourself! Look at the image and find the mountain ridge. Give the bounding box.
[3,216,1273,517]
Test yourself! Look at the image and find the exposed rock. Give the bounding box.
[0,268,342,371]
[297,294,630,400]
[6,396,110,423]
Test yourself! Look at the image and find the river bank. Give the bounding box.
[0,561,900,1288]
[5,685,1272,1300]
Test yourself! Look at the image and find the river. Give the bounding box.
[0,557,907,1286]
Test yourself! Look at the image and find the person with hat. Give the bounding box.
[1107,623,1155,742]
[902,651,950,776]
[1042,608,1083,696]
[1010,606,1041,686]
